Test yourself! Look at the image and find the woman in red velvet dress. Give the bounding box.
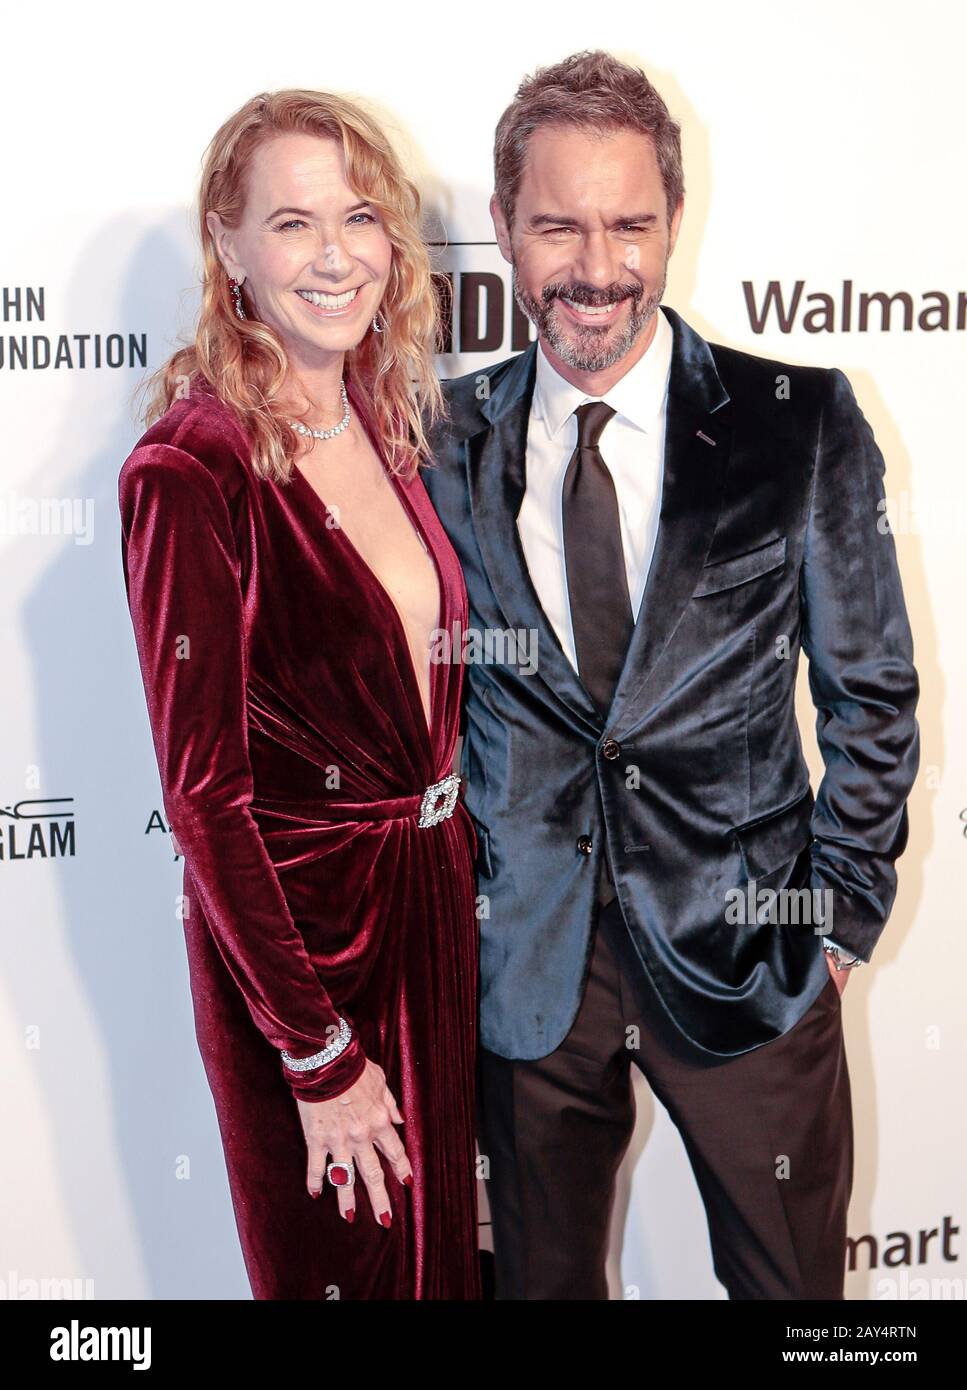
[118,90,481,1299]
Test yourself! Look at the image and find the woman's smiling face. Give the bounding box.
[207,131,393,369]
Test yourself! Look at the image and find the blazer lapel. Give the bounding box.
[607,307,732,740]
[464,345,601,731]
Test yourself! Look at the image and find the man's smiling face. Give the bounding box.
[493,125,683,387]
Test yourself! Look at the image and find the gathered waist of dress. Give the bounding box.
[249,771,464,829]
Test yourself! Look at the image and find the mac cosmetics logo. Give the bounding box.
[743,280,967,334]
[0,286,148,371]
[0,797,75,860]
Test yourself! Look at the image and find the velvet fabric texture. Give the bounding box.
[424,305,920,1063]
[118,375,481,1299]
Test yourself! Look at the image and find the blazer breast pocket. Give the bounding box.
[694,535,787,597]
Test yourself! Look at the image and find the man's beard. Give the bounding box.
[512,265,666,373]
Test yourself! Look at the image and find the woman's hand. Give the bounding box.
[296,1059,412,1225]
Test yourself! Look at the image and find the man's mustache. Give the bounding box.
[542,282,642,308]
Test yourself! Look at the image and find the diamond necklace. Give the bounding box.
[289,379,351,440]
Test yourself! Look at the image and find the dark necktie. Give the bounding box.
[562,401,634,718]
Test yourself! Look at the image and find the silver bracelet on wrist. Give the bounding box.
[281,1017,352,1073]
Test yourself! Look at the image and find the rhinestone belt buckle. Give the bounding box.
[418,772,461,828]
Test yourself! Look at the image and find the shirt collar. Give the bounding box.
[533,304,673,438]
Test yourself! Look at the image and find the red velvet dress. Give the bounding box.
[118,375,481,1300]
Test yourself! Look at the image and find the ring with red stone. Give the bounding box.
[327,1160,355,1188]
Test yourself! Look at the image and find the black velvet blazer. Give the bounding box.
[424,306,920,1062]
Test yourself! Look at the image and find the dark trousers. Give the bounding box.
[477,898,853,1300]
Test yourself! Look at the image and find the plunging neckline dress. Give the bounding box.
[118,373,481,1300]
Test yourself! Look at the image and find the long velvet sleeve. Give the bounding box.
[800,369,920,962]
[119,442,367,1102]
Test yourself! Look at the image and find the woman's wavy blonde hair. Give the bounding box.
[139,89,445,482]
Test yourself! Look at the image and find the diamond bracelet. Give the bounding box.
[281,1017,352,1073]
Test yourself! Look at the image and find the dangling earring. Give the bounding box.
[372,311,384,334]
[230,277,247,321]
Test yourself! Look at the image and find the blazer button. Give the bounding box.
[601,739,621,761]
[576,835,593,855]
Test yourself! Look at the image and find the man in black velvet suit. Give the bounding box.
[424,50,919,1299]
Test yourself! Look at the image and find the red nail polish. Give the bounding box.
[309,1190,320,1200]
[403,1174,414,1188]
[379,1211,392,1227]
[345,1207,355,1224]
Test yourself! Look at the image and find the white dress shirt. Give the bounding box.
[516,305,673,672]
[515,307,857,961]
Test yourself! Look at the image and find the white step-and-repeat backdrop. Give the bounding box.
[1,0,963,1299]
